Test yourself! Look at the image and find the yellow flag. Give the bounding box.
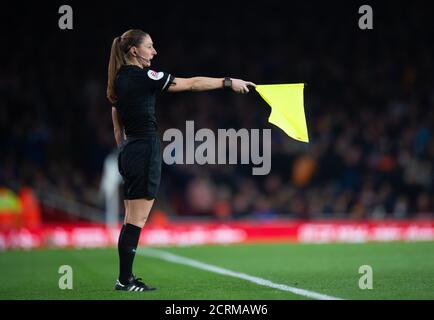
[256,84,309,143]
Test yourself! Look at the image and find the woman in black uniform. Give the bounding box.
[107,29,256,292]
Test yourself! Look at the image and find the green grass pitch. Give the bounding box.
[0,242,433,300]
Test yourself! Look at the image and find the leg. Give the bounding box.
[117,200,129,255]
[117,200,128,279]
[117,198,155,285]
[125,198,154,228]
[123,200,130,224]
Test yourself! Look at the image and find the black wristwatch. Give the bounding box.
[223,77,232,91]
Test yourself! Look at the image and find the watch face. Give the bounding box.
[224,79,232,87]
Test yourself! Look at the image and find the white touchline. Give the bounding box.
[138,248,344,300]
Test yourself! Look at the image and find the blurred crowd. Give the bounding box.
[0,1,433,221]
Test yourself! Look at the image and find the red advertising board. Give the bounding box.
[1,220,433,250]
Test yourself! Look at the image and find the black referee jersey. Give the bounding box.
[114,65,174,200]
[114,65,175,136]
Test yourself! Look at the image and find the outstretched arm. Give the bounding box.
[167,77,256,94]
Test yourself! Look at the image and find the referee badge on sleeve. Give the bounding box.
[147,70,164,80]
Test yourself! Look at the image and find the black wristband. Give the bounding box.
[223,77,232,91]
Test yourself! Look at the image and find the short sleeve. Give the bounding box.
[145,69,175,93]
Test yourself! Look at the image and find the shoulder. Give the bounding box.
[118,65,144,76]
[115,66,146,86]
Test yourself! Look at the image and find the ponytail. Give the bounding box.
[107,30,149,104]
[107,36,125,104]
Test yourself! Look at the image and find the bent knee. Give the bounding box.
[126,214,149,228]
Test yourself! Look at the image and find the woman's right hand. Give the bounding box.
[231,79,256,94]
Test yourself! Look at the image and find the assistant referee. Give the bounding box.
[107,29,256,292]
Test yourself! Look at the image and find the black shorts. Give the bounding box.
[118,135,161,200]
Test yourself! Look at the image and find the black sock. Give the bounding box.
[118,223,142,285]
[117,224,126,247]
[117,224,126,282]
